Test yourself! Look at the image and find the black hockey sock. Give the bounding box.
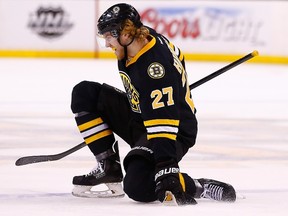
[75,112,116,156]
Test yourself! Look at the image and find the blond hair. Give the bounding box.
[121,19,149,42]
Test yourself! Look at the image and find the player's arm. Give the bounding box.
[139,64,195,205]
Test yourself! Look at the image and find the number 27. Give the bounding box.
[151,86,174,109]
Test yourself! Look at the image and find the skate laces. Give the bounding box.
[85,161,105,177]
[201,183,224,201]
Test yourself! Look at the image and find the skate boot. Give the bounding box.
[194,178,236,202]
[72,146,124,198]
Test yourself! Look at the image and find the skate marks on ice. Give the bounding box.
[2,116,287,160]
[0,115,81,148]
[0,192,71,200]
[190,118,288,161]
[0,59,288,215]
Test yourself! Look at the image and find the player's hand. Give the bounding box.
[154,160,197,205]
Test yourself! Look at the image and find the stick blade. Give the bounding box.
[15,142,86,166]
[15,155,56,166]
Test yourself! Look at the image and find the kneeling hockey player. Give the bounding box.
[70,3,236,205]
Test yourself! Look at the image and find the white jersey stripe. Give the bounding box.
[81,123,109,138]
[146,125,178,134]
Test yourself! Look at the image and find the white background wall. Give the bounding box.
[0,0,96,51]
[0,0,287,62]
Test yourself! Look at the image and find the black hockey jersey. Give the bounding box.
[118,27,197,163]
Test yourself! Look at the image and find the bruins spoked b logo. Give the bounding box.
[147,62,165,79]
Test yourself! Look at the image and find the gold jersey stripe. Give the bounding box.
[78,118,104,132]
[147,133,177,140]
[168,41,174,50]
[185,84,195,113]
[144,119,180,127]
[168,41,183,61]
[84,129,113,144]
[179,50,184,61]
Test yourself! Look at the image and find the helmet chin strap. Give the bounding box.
[117,36,135,60]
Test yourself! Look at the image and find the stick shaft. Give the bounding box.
[189,50,258,90]
[15,51,258,166]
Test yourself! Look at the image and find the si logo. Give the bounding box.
[147,62,165,79]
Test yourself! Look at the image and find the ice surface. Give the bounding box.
[0,58,288,216]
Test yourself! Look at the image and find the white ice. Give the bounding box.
[0,57,287,216]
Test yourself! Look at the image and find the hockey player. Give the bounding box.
[70,3,236,205]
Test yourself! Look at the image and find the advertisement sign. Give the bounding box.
[0,0,96,57]
[0,0,287,63]
[99,1,286,61]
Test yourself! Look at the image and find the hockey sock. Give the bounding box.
[75,112,115,156]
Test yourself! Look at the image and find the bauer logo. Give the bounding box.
[28,6,73,39]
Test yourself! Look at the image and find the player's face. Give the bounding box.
[103,33,125,60]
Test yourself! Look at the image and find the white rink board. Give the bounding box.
[0,0,95,50]
[0,0,287,58]
[99,0,281,56]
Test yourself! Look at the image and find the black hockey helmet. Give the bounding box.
[97,3,143,37]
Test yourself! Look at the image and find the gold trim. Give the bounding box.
[1,50,288,64]
[78,118,103,132]
[144,119,180,127]
[0,50,95,58]
[147,133,177,140]
[98,51,288,64]
[85,129,113,144]
[126,36,156,67]
[183,53,288,64]
[179,173,186,192]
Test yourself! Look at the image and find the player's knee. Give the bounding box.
[123,156,157,203]
[71,81,102,113]
[124,171,156,203]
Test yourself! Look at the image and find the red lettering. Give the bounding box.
[140,8,200,39]
[182,18,200,38]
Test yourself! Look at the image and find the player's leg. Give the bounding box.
[122,138,195,204]
[123,156,157,202]
[122,134,157,202]
[176,140,236,203]
[70,81,133,198]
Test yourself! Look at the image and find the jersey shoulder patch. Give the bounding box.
[147,62,165,79]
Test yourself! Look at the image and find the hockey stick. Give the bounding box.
[15,142,86,166]
[189,50,259,90]
[15,50,258,166]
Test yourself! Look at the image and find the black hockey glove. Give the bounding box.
[154,160,197,205]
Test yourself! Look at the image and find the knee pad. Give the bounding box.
[123,135,156,202]
[123,134,154,171]
[71,81,102,113]
[123,156,157,202]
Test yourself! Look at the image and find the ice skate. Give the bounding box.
[72,158,124,198]
[195,178,236,202]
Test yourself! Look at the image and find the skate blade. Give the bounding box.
[72,182,125,198]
